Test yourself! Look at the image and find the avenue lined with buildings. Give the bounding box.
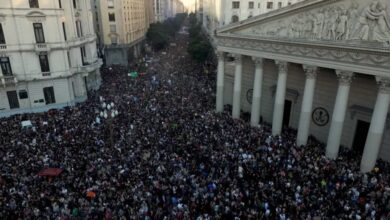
[0,22,390,219]
[0,0,390,218]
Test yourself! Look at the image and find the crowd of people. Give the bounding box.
[1,26,390,219]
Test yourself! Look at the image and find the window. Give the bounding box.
[109,24,116,33]
[7,91,19,109]
[33,23,45,43]
[19,90,28,99]
[111,36,117,44]
[288,2,292,5]
[80,47,86,65]
[231,15,239,23]
[258,3,260,8]
[73,0,77,9]
[0,57,12,76]
[39,53,50,72]
[43,87,56,104]
[249,1,254,9]
[29,0,39,8]
[67,51,71,67]
[58,0,62,8]
[232,1,240,9]
[108,13,115,22]
[62,22,67,41]
[76,20,83,37]
[267,2,273,9]
[0,24,5,44]
[108,0,114,8]
[278,2,282,8]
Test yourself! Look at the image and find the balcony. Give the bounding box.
[66,35,97,48]
[42,72,51,77]
[74,59,103,74]
[0,44,7,50]
[35,43,50,52]
[0,75,18,87]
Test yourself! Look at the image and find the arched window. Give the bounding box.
[231,15,239,23]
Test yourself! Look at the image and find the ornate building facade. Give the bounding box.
[153,0,186,22]
[215,0,390,172]
[92,0,150,66]
[202,0,304,46]
[0,0,102,117]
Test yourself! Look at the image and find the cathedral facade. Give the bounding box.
[215,0,390,172]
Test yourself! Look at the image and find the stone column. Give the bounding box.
[272,61,288,136]
[232,54,243,119]
[216,51,225,112]
[360,77,390,173]
[250,57,264,126]
[297,65,318,146]
[326,71,354,159]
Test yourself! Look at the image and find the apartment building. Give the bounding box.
[0,0,102,117]
[92,0,149,66]
[202,0,304,45]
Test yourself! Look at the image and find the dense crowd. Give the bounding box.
[1,28,390,219]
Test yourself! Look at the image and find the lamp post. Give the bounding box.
[98,96,119,148]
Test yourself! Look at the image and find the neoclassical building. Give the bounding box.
[201,0,304,46]
[0,0,102,117]
[215,0,390,172]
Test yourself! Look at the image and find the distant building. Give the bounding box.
[92,0,149,66]
[145,0,156,27]
[0,0,102,117]
[153,0,186,22]
[201,0,303,46]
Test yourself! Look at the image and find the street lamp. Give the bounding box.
[98,96,119,148]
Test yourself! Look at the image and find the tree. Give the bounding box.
[187,38,212,63]
[187,13,212,63]
[146,13,188,51]
[146,23,169,50]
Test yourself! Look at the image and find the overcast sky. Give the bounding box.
[181,0,195,7]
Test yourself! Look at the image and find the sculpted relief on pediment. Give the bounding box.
[239,0,390,46]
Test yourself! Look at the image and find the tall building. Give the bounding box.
[202,0,303,45]
[214,0,390,172]
[153,0,186,22]
[0,0,102,117]
[145,0,155,27]
[153,0,165,22]
[92,0,149,66]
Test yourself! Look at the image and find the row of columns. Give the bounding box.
[215,52,390,173]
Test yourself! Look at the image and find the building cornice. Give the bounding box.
[0,35,97,53]
[217,35,390,77]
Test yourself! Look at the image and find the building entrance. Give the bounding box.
[7,90,19,109]
[352,120,370,155]
[283,100,292,127]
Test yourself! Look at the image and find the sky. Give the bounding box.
[181,0,196,9]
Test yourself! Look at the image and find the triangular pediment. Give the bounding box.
[217,0,390,47]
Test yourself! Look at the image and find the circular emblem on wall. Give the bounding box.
[247,89,253,104]
[312,107,330,126]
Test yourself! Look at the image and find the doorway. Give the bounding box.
[7,90,19,109]
[84,76,89,97]
[283,100,292,127]
[43,87,56,104]
[352,120,370,155]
